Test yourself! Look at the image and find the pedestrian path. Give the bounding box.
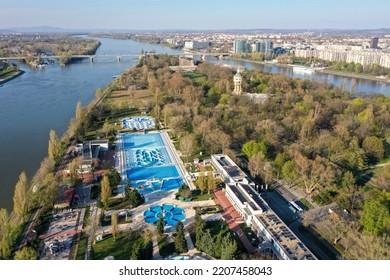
[213,189,256,253]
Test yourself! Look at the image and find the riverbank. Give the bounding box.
[0,69,24,85]
[227,57,390,84]
[316,68,390,84]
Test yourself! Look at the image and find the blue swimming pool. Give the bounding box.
[144,204,186,226]
[121,132,183,195]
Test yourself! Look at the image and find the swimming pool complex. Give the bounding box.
[122,117,155,130]
[120,132,183,194]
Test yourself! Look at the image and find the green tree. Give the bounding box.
[14,247,38,260]
[68,159,78,183]
[195,212,205,249]
[0,208,12,259]
[157,215,165,235]
[100,175,111,210]
[361,190,390,236]
[281,160,298,181]
[198,229,214,256]
[362,136,384,162]
[127,188,144,208]
[13,171,29,221]
[111,212,118,241]
[174,221,188,253]
[220,235,238,260]
[107,169,121,188]
[35,172,59,209]
[242,140,267,158]
[48,129,61,162]
[196,173,207,193]
[130,242,141,260]
[102,118,111,138]
[207,172,216,194]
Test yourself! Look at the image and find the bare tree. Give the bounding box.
[180,134,196,163]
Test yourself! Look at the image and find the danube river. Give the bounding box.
[0,38,181,210]
[1,38,390,210]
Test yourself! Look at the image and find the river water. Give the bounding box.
[0,38,181,210]
[1,38,389,210]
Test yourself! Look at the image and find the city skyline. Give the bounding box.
[1,0,389,30]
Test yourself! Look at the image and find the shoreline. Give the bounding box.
[225,57,390,84]
[0,70,25,85]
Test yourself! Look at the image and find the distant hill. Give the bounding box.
[0,26,389,35]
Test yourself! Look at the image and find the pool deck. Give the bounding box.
[116,130,196,195]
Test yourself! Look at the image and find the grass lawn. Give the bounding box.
[106,89,154,109]
[92,232,144,260]
[183,72,208,86]
[191,192,214,202]
[75,234,88,260]
[194,205,222,215]
[157,234,175,257]
[107,197,133,211]
[239,224,260,247]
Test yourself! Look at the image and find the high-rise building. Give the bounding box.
[370,37,379,49]
[256,40,273,54]
[233,40,247,53]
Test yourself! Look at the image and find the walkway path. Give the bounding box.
[152,234,162,260]
[213,189,256,253]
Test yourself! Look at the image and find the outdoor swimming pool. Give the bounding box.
[144,204,186,226]
[120,132,183,194]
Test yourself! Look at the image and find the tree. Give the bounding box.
[35,172,59,209]
[207,172,216,194]
[68,159,78,183]
[48,129,61,162]
[180,134,196,162]
[194,212,205,248]
[157,215,165,235]
[127,189,144,208]
[198,229,214,255]
[130,242,141,260]
[107,169,121,188]
[242,140,267,158]
[13,171,29,221]
[362,136,384,163]
[14,247,38,260]
[174,221,188,253]
[292,153,337,194]
[0,208,12,259]
[248,153,273,184]
[196,173,207,193]
[100,175,111,210]
[361,190,390,236]
[220,235,238,260]
[102,118,111,138]
[75,101,84,122]
[111,212,118,241]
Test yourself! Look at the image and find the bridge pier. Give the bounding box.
[89,57,94,63]
[117,56,121,62]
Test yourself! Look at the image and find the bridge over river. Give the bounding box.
[0,52,231,62]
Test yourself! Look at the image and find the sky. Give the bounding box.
[0,0,389,30]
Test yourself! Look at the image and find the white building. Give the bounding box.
[211,154,316,260]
